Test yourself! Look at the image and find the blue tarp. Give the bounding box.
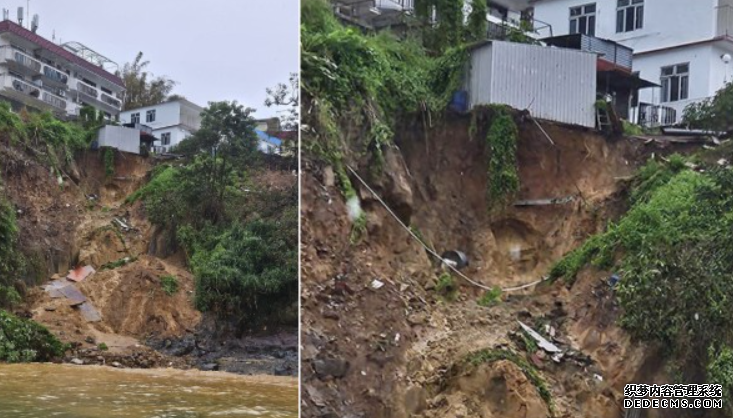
[255,130,282,146]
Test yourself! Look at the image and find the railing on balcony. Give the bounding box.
[718,4,733,36]
[43,66,68,84]
[42,91,67,110]
[637,102,677,128]
[101,92,122,109]
[11,50,42,73]
[76,81,98,98]
[10,77,41,98]
[581,35,633,69]
[333,0,414,28]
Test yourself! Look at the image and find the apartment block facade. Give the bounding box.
[532,0,733,124]
[0,19,124,119]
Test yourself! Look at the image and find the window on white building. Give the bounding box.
[661,63,689,103]
[146,109,156,123]
[616,0,643,33]
[130,113,140,124]
[570,4,596,36]
[161,132,171,146]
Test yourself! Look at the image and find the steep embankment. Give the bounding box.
[1,142,297,374]
[301,111,691,418]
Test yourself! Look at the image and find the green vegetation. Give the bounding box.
[100,256,136,271]
[683,81,733,133]
[486,109,520,207]
[121,52,177,110]
[302,0,468,193]
[478,286,502,307]
[0,187,22,307]
[160,275,179,296]
[550,154,733,393]
[466,348,553,412]
[708,345,733,407]
[132,101,297,329]
[98,343,109,351]
[435,272,458,301]
[103,147,115,178]
[0,310,66,362]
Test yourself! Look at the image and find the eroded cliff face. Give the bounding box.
[2,143,297,374]
[301,111,681,418]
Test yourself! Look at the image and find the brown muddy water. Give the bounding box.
[0,364,298,418]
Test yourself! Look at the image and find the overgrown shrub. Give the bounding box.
[486,109,520,207]
[302,0,468,186]
[0,310,66,362]
[0,189,22,307]
[188,220,297,325]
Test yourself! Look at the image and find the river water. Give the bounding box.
[0,364,298,418]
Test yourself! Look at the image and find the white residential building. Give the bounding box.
[120,99,203,153]
[532,0,733,124]
[0,19,125,119]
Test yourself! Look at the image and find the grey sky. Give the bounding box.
[22,0,299,119]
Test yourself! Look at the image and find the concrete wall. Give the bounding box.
[533,0,717,53]
[466,41,597,127]
[120,101,180,129]
[97,125,142,155]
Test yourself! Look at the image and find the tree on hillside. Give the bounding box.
[174,101,259,222]
[119,52,177,110]
[264,72,299,156]
[683,81,733,134]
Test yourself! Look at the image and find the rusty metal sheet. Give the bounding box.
[77,302,102,323]
[66,266,96,282]
[58,285,87,306]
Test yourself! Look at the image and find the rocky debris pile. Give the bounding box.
[147,331,298,376]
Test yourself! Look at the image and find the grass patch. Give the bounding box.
[98,343,108,351]
[100,256,136,271]
[435,272,458,301]
[477,286,502,307]
[160,275,179,296]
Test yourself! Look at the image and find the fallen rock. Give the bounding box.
[70,358,84,365]
[313,358,349,379]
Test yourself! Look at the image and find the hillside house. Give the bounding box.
[532,0,733,126]
[120,99,203,153]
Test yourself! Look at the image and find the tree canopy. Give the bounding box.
[119,52,177,110]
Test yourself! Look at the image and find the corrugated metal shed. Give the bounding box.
[465,41,597,128]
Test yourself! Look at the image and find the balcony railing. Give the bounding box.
[10,77,41,98]
[101,92,121,109]
[637,102,677,128]
[76,81,98,98]
[43,66,69,85]
[13,51,42,73]
[42,91,67,110]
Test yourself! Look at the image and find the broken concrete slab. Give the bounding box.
[518,321,561,354]
[77,302,102,323]
[67,265,95,282]
[59,285,87,306]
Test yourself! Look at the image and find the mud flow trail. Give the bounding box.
[301,114,690,418]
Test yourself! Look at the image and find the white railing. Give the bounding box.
[101,92,121,109]
[76,80,98,98]
[42,91,67,110]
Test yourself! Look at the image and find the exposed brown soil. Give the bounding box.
[301,112,691,418]
[2,143,297,374]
